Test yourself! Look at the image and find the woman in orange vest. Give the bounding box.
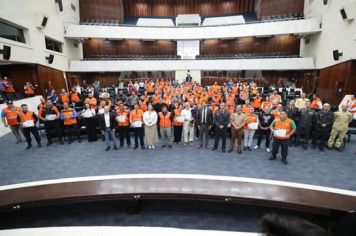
[60,102,81,144]
[115,103,131,148]
[311,94,322,110]
[243,107,259,151]
[173,103,184,144]
[2,77,17,100]
[158,105,173,148]
[84,94,97,110]
[130,104,145,149]
[261,96,273,111]
[19,104,41,149]
[70,88,81,107]
[59,89,70,105]
[252,93,262,112]
[269,111,297,165]
[1,100,22,143]
[24,82,35,97]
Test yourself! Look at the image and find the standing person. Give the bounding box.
[311,94,322,111]
[24,82,35,97]
[255,107,274,152]
[212,103,229,153]
[285,100,299,146]
[85,93,97,110]
[61,103,82,144]
[295,93,309,109]
[70,88,81,107]
[1,101,22,143]
[39,100,63,146]
[312,103,333,151]
[181,102,194,145]
[47,89,59,105]
[243,107,259,151]
[59,89,70,105]
[196,100,213,149]
[99,106,117,151]
[269,111,297,165]
[130,104,145,149]
[229,105,246,154]
[19,104,41,149]
[143,104,158,149]
[296,101,316,149]
[128,92,139,109]
[2,77,17,101]
[173,103,184,144]
[158,105,173,148]
[270,90,282,108]
[327,104,353,151]
[81,103,97,142]
[115,103,131,148]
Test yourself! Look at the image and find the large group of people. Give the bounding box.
[1,78,355,165]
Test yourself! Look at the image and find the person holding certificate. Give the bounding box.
[1,101,22,143]
[172,103,184,144]
[243,107,259,151]
[115,103,131,148]
[143,103,158,149]
[130,104,145,149]
[81,103,97,142]
[269,111,297,165]
[39,100,63,146]
[19,104,41,149]
[60,103,82,144]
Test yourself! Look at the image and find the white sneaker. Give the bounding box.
[266,148,271,152]
[148,145,152,149]
[152,145,155,149]
[254,145,259,149]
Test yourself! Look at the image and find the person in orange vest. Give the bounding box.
[19,104,41,149]
[1,100,22,143]
[172,103,184,144]
[60,103,81,144]
[70,88,81,107]
[311,94,322,111]
[271,104,284,120]
[59,89,70,105]
[24,82,35,97]
[115,103,131,148]
[261,96,273,111]
[39,100,63,146]
[2,77,17,101]
[130,104,145,149]
[211,82,220,94]
[270,90,282,108]
[242,99,252,114]
[269,111,297,165]
[252,93,262,112]
[85,93,97,110]
[158,105,173,148]
[243,107,259,151]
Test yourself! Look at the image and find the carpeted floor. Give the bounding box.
[0,132,355,190]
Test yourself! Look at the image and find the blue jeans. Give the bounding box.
[104,128,117,147]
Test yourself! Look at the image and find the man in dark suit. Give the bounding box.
[212,103,230,153]
[185,71,192,83]
[99,106,118,151]
[197,100,213,148]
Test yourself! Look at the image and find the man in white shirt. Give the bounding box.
[181,102,194,145]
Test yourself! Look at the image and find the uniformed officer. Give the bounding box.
[312,103,333,151]
[296,101,316,149]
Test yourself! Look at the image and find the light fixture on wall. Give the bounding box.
[0,45,11,60]
[333,50,343,61]
[46,54,54,64]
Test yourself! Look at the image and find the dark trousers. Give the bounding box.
[84,117,97,142]
[257,129,271,148]
[272,138,289,159]
[44,121,63,142]
[214,127,227,151]
[23,127,41,145]
[118,125,131,146]
[296,126,312,146]
[3,92,17,101]
[173,125,183,143]
[64,123,81,142]
[198,124,210,146]
[133,127,144,147]
[312,126,331,148]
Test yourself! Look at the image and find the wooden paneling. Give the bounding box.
[80,0,124,22]
[83,39,177,58]
[36,65,67,94]
[317,61,355,106]
[201,36,300,56]
[124,0,255,17]
[255,0,304,19]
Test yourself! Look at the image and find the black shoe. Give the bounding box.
[319,146,324,151]
[60,140,64,145]
[113,145,118,150]
[311,145,316,149]
[133,146,138,150]
[282,158,288,165]
[238,149,242,154]
[168,145,172,148]
[243,147,247,151]
[302,144,307,150]
[211,147,217,151]
[326,145,333,150]
[16,140,22,144]
[228,149,233,153]
[222,149,226,153]
[46,141,53,146]
[335,147,342,152]
[106,146,111,151]
[247,147,252,151]
[269,156,276,160]
[26,145,32,150]
[141,146,145,150]
[38,143,42,148]
[198,145,203,149]
[161,145,166,148]
[68,140,73,144]
[127,145,131,149]
[78,139,82,143]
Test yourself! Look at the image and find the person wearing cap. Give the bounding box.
[269,111,297,165]
[312,103,333,151]
[39,100,63,146]
[18,104,41,149]
[1,101,22,143]
[2,77,17,101]
[60,102,82,144]
[24,82,35,97]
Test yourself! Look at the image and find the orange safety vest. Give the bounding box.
[273,118,293,140]
[3,81,15,93]
[85,97,97,110]
[242,105,251,114]
[24,85,35,95]
[271,109,281,119]
[244,114,257,129]
[311,98,322,110]
[270,95,281,107]
[159,112,172,128]
[116,110,130,127]
[3,106,20,126]
[62,108,77,125]
[173,109,183,126]
[231,86,238,95]
[19,111,34,122]
[253,97,262,109]
[240,91,248,100]
[212,85,220,94]
[60,93,70,104]
[130,109,143,122]
[139,103,147,112]
[70,92,80,102]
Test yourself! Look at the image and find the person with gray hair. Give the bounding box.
[99,106,117,151]
[312,103,333,151]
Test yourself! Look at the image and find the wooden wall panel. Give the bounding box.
[80,0,124,22]
[201,36,300,56]
[83,39,177,58]
[255,0,304,19]
[124,0,255,17]
[36,65,67,94]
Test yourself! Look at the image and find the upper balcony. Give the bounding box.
[64,17,322,41]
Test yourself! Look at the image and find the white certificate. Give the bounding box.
[116,116,126,122]
[272,99,279,104]
[46,114,57,121]
[22,120,35,128]
[275,129,287,137]
[132,121,142,128]
[175,116,185,123]
[248,122,258,130]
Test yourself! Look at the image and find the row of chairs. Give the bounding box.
[197,53,299,60]
[261,13,304,22]
[80,19,120,26]
[83,55,181,61]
